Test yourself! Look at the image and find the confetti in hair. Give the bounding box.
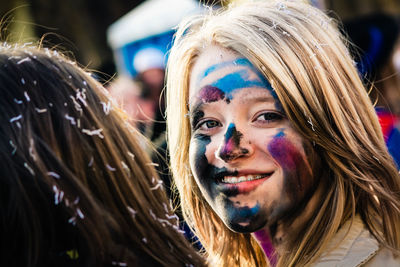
[150,180,163,191]
[35,108,47,113]
[9,140,17,155]
[88,156,94,167]
[29,138,36,161]
[127,206,137,218]
[10,114,23,123]
[65,114,77,125]
[111,262,127,266]
[76,208,85,219]
[14,98,23,104]
[127,151,135,160]
[47,172,60,179]
[17,57,31,64]
[100,101,111,115]
[106,164,116,171]
[24,162,35,175]
[82,128,104,139]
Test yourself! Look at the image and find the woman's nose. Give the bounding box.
[215,123,253,162]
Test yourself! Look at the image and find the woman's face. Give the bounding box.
[188,45,318,233]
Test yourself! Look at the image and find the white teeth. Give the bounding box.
[222,174,268,184]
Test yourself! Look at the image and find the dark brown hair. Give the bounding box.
[0,44,204,267]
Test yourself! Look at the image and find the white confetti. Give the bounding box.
[24,162,35,175]
[76,208,85,219]
[65,114,76,125]
[166,214,180,222]
[21,78,25,85]
[76,89,87,107]
[9,140,17,155]
[149,209,157,220]
[35,108,47,113]
[111,262,127,267]
[17,57,31,64]
[10,114,23,123]
[127,151,135,160]
[307,117,315,131]
[24,91,30,102]
[106,164,116,171]
[127,206,137,218]
[82,128,104,139]
[68,216,77,225]
[88,157,94,167]
[47,172,60,179]
[150,179,163,191]
[29,138,36,161]
[100,101,111,115]
[73,196,80,205]
[14,98,23,104]
[142,238,147,243]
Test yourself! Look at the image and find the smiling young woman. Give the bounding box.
[166,1,400,266]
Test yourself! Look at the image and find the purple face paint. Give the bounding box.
[268,131,311,200]
[198,85,225,103]
[254,230,277,266]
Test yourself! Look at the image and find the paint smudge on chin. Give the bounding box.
[198,85,225,103]
[219,123,246,161]
[253,230,277,266]
[227,202,261,221]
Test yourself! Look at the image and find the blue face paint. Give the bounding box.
[199,58,254,82]
[197,57,277,101]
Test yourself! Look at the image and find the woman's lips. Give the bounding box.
[218,172,273,194]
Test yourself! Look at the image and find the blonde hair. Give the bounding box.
[166,1,400,266]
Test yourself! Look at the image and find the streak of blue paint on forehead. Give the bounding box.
[199,58,276,99]
[200,58,252,79]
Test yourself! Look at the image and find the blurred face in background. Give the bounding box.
[108,75,155,127]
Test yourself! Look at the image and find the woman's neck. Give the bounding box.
[252,180,325,265]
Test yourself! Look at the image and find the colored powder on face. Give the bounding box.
[197,58,275,99]
[198,85,225,103]
[198,58,254,82]
[210,69,267,99]
[219,123,243,161]
[227,202,261,220]
[253,230,277,266]
[268,131,302,171]
[267,131,308,194]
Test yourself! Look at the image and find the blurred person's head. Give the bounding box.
[134,47,166,104]
[108,75,155,131]
[0,43,204,267]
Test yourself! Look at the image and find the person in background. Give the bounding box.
[166,1,400,266]
[0,43,205,267]
[343,13,400,167]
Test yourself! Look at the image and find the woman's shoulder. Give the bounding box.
[312,215,400,266]
[364,247,400,267]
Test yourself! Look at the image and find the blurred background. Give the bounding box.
[1,0,399,79]
[1,0,399,165]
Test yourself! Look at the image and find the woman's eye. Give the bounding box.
[197,120,220,130]
[254,112,283,123]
